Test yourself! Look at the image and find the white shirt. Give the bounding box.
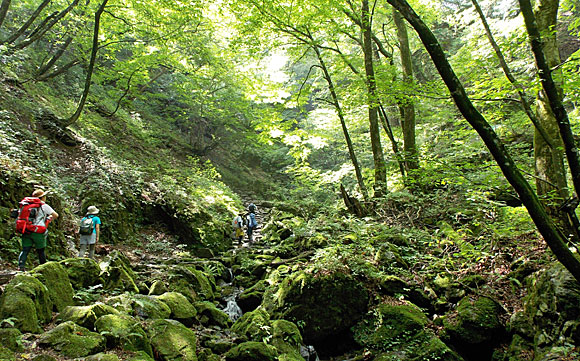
[33,203,55,226]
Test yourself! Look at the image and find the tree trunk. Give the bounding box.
[527,0,572,233]
[393,9,419,172]
[362,0,387,198]
[63,0,108,127]
[0,0,51,45]
[385,0,580,283]
[519,0,580,205]
[36,36,73,78]
[313,45,369,202]
[0,0,11,30]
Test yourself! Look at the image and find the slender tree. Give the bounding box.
[362,0,387,197]
[385,0,580,283]
[64,0,109,126]
[0,0,51,45]
[0,0,11,30]
[393,9,418,173]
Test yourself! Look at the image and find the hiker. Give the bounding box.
[246,211,258,242]
[248,202,257,213]
[17,189,59,271]
[78,206,101,259]
[232,212,244,242]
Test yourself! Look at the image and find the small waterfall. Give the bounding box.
[222,293,243,322]
[300,345,320,361]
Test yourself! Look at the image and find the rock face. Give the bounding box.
[262,270,369,355]
[503,264,580,360]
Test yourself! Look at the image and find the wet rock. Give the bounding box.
[0,274,52,333]
[195,301,231,328]
[156,291,197,326]
[146,319,197,360]
[95,313,152,355]
[38,321,106,358]
[60,257,102,289]
[57,303,120,330]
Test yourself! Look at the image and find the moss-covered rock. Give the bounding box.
[57,303,119,330]
[95,313,152,356]
[442,296,505,360]
[85,353,120,361]
[156,292,197,326]
[373,331,464,361]
[195,301,231,328]
[38,321,106,358]
[132,294,172,319]
[168,265,215,302]
[105,293,135,314]
[60,257,102,289]
[0,274,52,333]
[99,250,139,293]
[374,243,409,269]
[126,351,155,361]
[237,280,266,313]
[271,319,303,357]
[146,319,197,361]
[148,280,168,296]
[262,270,368,353]
[354,301,428,350]
[0,345,15,361]
[224,341,278,361]
[0,328,23,352]
[231,309,271,341]
[30,261,74,312]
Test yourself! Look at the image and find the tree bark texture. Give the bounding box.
[0,0,11,30]
[386,0,580,283]
[362,0,387,198]
[393,9,419,172]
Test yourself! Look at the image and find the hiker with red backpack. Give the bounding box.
[16,189,59,271]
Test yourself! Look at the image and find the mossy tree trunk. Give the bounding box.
[385,0,580,283]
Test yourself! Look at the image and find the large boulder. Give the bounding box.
[60,257,102,289]
[442,296,505,360]
[271,319,304,359]
[30,261,74,312]
[99,250,139,293]
[95,314,152,355]
[0,274,52,333]
[156,292,197,326]
[146,319,198,361]
[167,265,215,302]
[231,309,271,341]
[57,303,120,330]
[132,294,172,319]
[195,301,231,328]
[354,301,462,361]
[38,321,106,358]
[224,341,278,361]
[262,270,369,354]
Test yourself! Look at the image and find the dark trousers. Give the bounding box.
[247,226,254,242]
[18,246,46,270]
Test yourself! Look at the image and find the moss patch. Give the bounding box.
[38,321,106,358]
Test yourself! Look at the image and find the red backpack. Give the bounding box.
[15,197,47,234]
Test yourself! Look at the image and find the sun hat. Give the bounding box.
[87,206,100,215]
[32,189,49,198]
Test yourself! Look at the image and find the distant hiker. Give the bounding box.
[232,212,244,242]
[16,189,59,271]
[78,206,101,259]
[246,211,258,242]
[248,202,257,213]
